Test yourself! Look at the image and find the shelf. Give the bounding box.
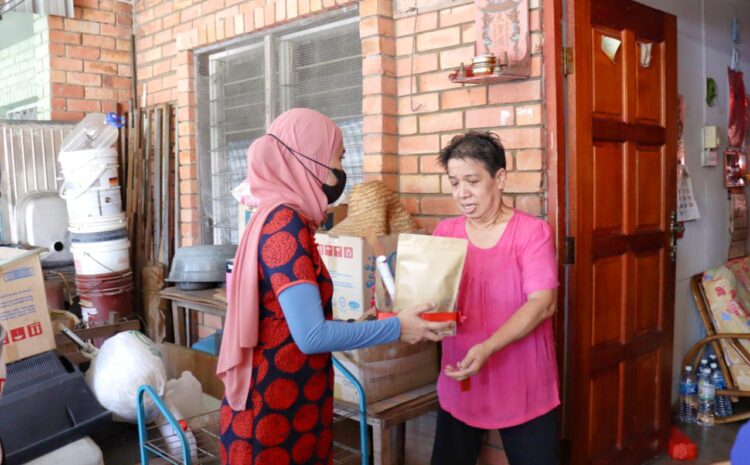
[448,68,529,85]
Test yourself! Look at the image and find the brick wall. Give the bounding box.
[389,0,545,231]
[47,0,134,121]
[0,16,51,118]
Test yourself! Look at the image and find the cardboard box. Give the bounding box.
[334,341,438,404]
[0,247,55,364]
[315,233,397,321]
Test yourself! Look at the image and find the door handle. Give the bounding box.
[669,210,685,262]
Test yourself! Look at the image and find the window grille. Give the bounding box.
[196,9,362,245]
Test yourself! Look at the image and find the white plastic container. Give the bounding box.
[68,212,127,234]
[60,113,124,152]
[71,237,130,275]
[65,186,123,220]
[59,148,120,195]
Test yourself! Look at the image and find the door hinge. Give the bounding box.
[562,47,574,75]
[564,236,575,265]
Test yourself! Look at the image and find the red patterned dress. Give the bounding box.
[220,206,335,465]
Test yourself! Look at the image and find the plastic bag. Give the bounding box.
[165,371,205,420]
[86,331,167,422]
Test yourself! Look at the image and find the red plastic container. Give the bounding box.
[75,270,134,324]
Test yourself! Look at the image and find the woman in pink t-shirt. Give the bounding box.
[430,132,559,465]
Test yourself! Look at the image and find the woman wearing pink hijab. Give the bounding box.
[217,108,452,465]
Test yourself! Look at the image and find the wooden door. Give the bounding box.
[565,0,677,464]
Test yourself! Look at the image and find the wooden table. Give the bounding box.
[159,287,439,465]
[334,383,438,465]
[159,286,226,346]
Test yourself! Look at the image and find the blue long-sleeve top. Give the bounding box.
[278,283,400,354]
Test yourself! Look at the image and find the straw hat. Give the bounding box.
[329,181,418,237]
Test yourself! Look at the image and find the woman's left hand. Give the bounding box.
[444,342,493,381]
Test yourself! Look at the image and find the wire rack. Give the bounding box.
[137,358,369,465]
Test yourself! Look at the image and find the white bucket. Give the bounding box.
[71,237,130,275]
[65,186,123,220]
[59,148,120,196]
[69,213,127,234]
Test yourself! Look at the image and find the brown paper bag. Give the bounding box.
[393,234,468,320]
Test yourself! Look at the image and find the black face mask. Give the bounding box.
[322,168,347,204]
[267,133,347,205]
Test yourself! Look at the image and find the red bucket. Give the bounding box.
[76,270,134,324]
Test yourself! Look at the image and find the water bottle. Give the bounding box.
[678,366,698,423]
[60,112,125,152]
[709,354,718,365]
[699,358,709,374]
[697,368,716,426]
[710,363,733,417]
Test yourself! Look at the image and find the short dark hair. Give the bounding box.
[438,131,506,176]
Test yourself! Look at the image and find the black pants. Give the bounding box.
[430,406,559,465]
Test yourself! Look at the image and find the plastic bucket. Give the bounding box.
[71,228,127,243]
[59,148,120,195]
[65,186,122,221]
[76,270,134,324]
[71,237,130,275]
[68,213,126,234]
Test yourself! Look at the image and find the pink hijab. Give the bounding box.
[217,108,342,410]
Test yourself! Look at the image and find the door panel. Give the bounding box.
[567,0,677,463]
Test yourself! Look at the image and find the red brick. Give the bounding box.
[399,115,417,135]
[421,196,461,215]
[362,55,396,77]
[203,0,225,14]
[67,72,102,86]
[143,18,164,36]
[179,164,198,179]
[362,36,396,56]
[118,64,133,77]
[101,49,131,64]
[364,134,398,154]
[47,15,65,30]
[363,115,398,134]
[530,9,541,32]
[163,12,180,29]
[67,99,101,112]
[180,179,199,194]
[162,73,178,90]
[52,84,85,99]
[143,47,163,63]
[401,174,441,194]
[394,11,438,37]
[362,76,397,96]
[117,13,133,26]
[531,32,543,55]
[51,70,68,83]
[496,127,542,149]
[66,45,100,61]
[419,110,463,133]
[418,71,456,93]
[286,0,298,19]
[420,155,443,173]
[439,4,474,27]
[400,196,420,215]
[83,33,115,49]
[399,156,419,174]
[51,57,83,72]
[64,19,100,34]
[80,8,115,24]
[396,36,413,57]
[49,43,66,57]
[516,149,543,170]
[180,194,198,208]
[364,155,398,173]
[466,106,516,129]
[299,0,311,16]
[399,134,440,155]
[440,87,487,110]
[461,22,475,44]
[396,53,438,77]
[440,131,465,148]
[179,149,196,165]
[504,171,543,193]
[180,222,201,236]
[101,24,131,39]
[515,195,543,216]
[51,110,85,121]
[516,104,542,125]
[359,16,393,39]
[310,0,322,12]
[359,0,391,17]
[181,4,203,22]
[488,79,542,104]
[416,27,461,52]
[363,95,398,115]
[49,31,81,45]
[398,93,439,114]
[85,87,118,100]
[439,45,474,70]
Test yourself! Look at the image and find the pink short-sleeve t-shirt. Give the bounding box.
[433,210,559,429]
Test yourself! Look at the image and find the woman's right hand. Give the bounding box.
[397,303,455,344]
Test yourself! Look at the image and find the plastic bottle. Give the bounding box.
[709,354,718,365]
[710,363,733,418]
[697,368,716,426]
[699,358,709,374]
[60,112,125,152]
[678,365,698,423]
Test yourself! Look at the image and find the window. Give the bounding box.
[196,8,363,245]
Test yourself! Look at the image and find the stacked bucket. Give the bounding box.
[58,113,133,326]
